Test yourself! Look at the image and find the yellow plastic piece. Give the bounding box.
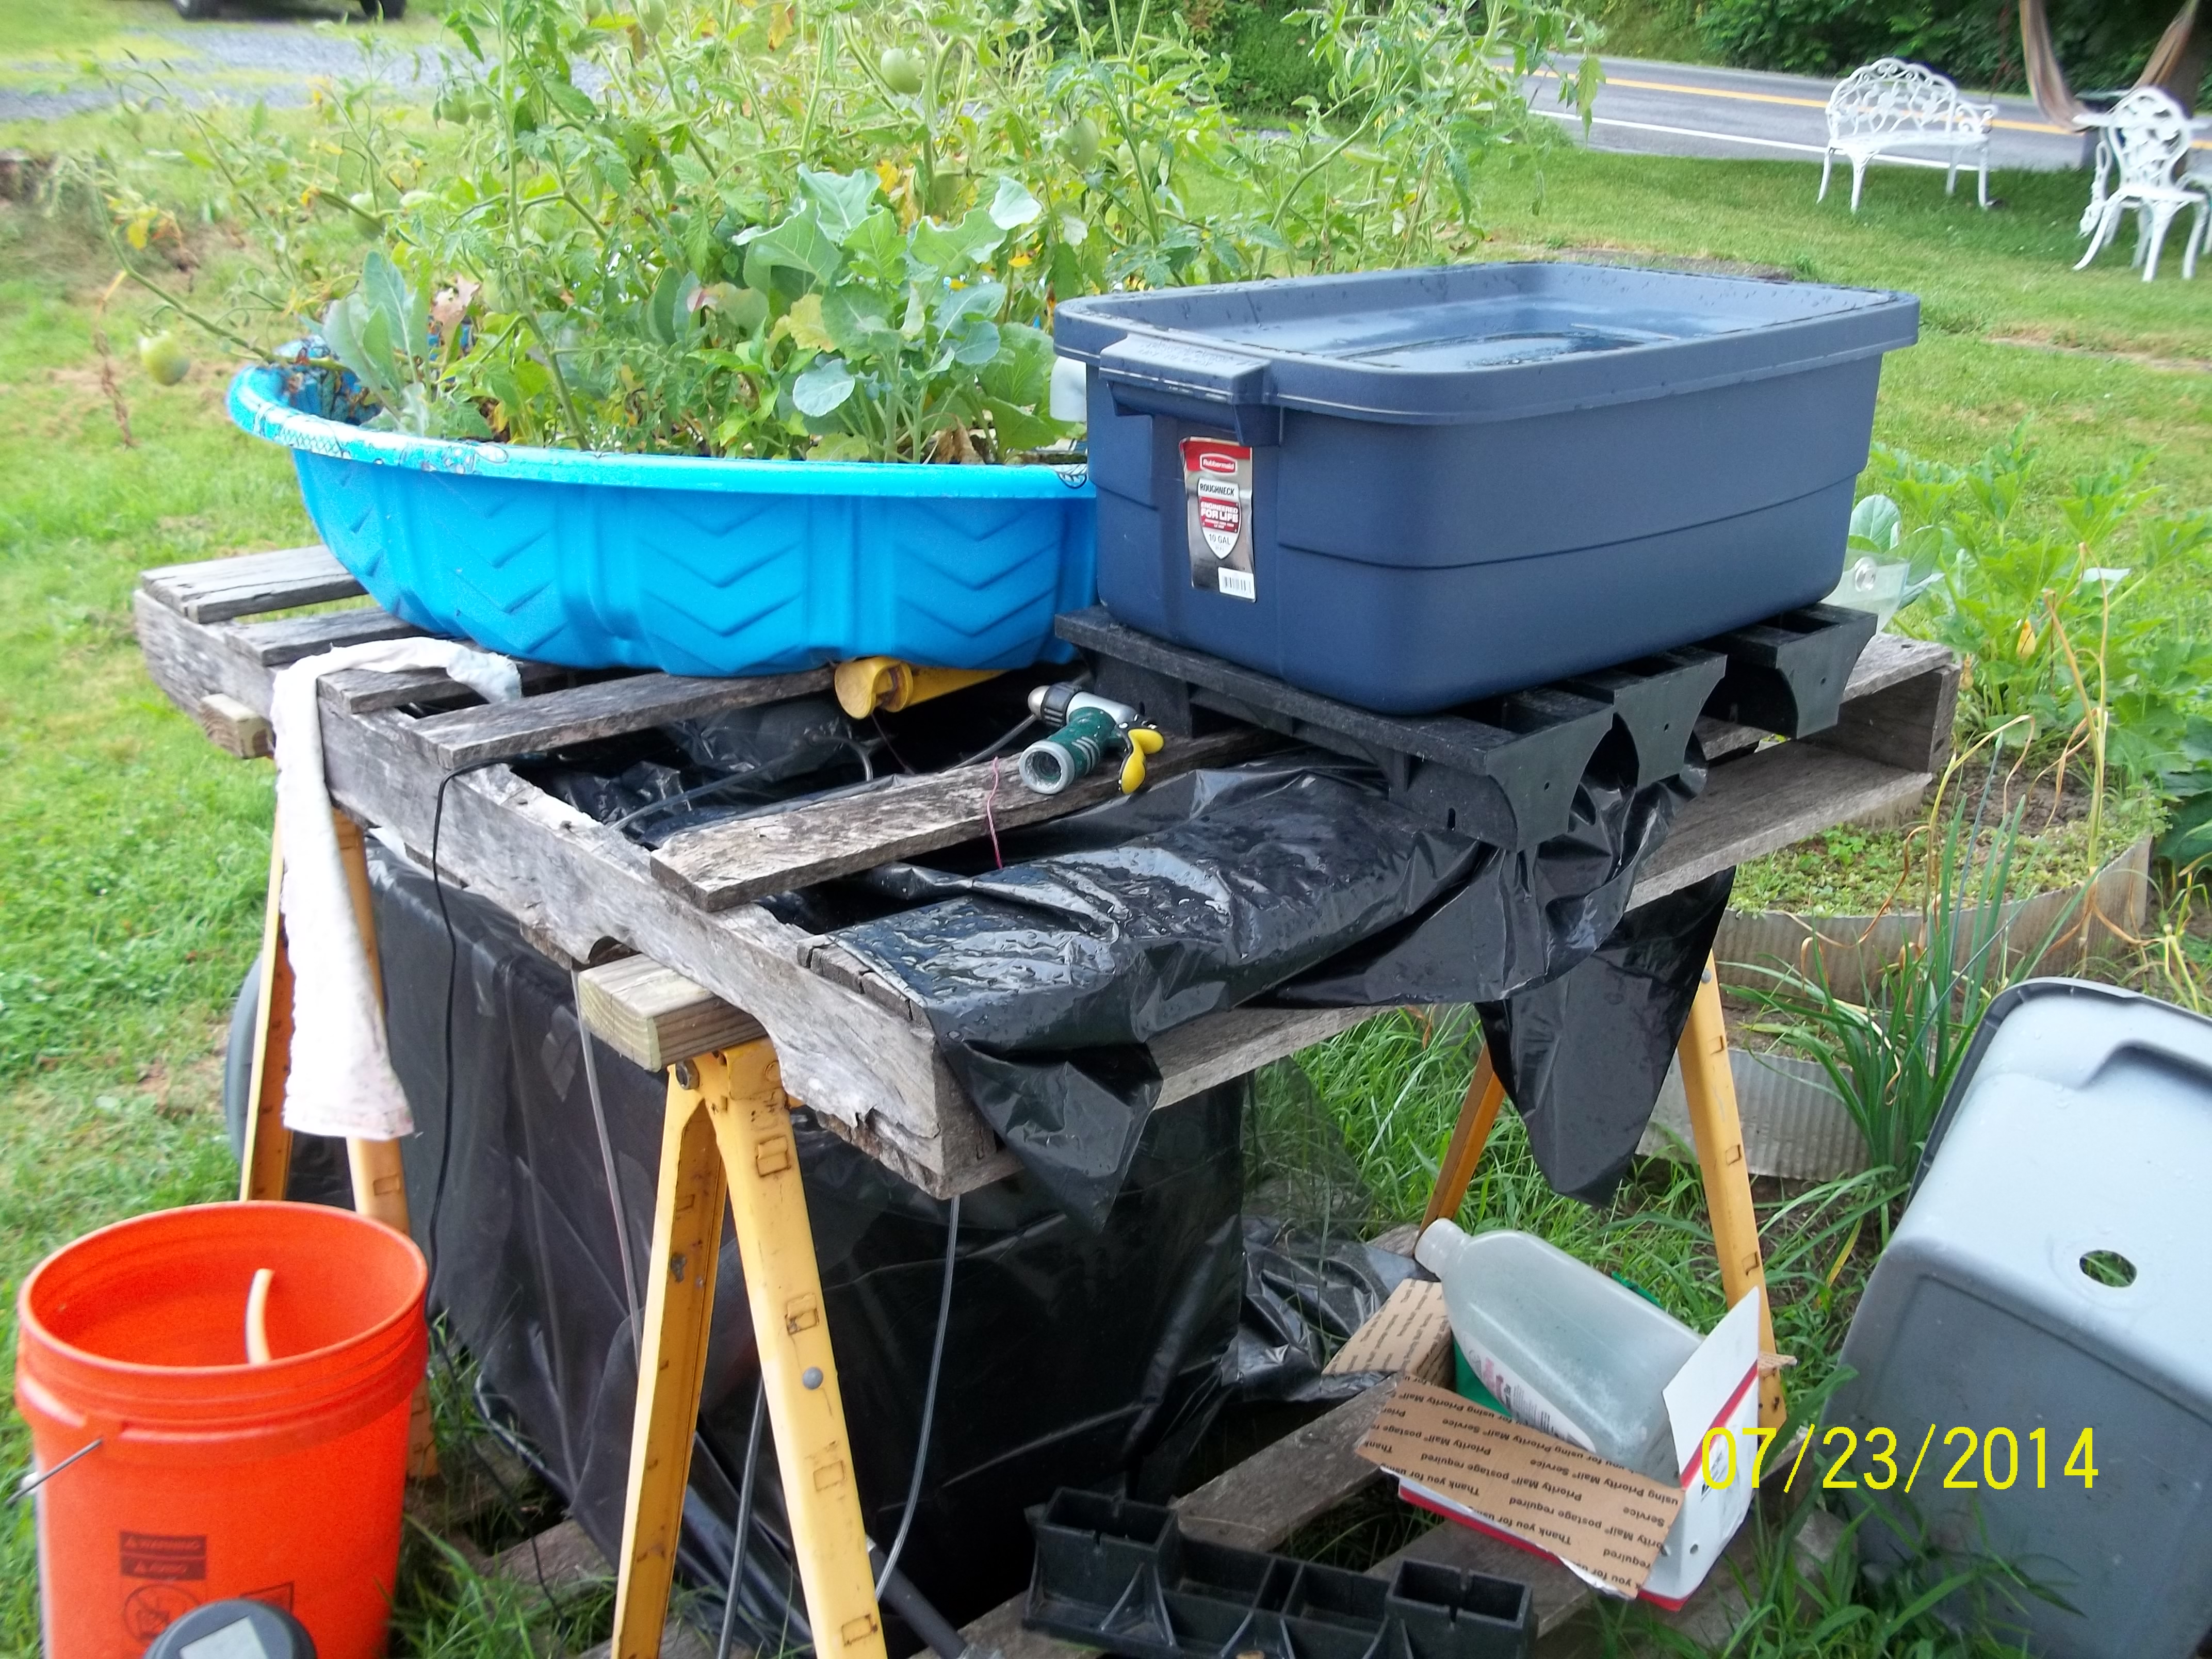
[833,657,1000,719]
[1118,725,1165,793]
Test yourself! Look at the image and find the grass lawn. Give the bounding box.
[0,80,2206,1651]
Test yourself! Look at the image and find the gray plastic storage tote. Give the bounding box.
[1054,263,1918,713]
[1832,979,2212,1658]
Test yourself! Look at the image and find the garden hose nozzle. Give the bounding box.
[1018,685,1165,796]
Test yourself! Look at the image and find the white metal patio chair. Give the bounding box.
[1821,59,1996,212]
[2076,87,2207,280]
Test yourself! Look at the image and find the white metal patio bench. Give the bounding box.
[1820,58,1996,212]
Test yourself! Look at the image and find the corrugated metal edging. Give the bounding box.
[1713,835,2152,1005]
[1642,1049,1868,1182]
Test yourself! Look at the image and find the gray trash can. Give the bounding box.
[1831,979,2212,1657]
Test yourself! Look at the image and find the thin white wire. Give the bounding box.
[874,1192,960,1597]
[572,969,642,1354]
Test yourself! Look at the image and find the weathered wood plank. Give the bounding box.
[140,545,361,622]
[1809,651,1960,777]
[651,727,1273,912]
[1630,743,1931,908]
[193,693,272,760]
[323,657,575,715]
[405,668,833,770]
[1152,1005,1383,1109]
[578,955,767,1072]
[486,1519,613,1607]
[135,589,282,717]
[1178,1383,1394,1551]
[310,709,1003,1195]
[235,607,425,666]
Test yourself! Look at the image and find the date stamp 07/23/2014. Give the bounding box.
[1688,1425,2104,1497]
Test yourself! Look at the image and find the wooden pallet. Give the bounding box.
[135,545,1957,1199]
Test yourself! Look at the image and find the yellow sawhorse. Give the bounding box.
[608,955,1781,1654]
[1420,954,1786,1430]
[238,810,436,1475]
[611,1043,885,1659]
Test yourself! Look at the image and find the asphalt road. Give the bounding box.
[0,9,441,122]
[1524,56,2096,176]
[0,18,2120,185]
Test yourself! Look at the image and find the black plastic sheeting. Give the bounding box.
[827,750,1703,1225]
[1475,870,1736,1205]
[341,846,1404,1649]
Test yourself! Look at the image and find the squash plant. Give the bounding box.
[93,0,1599,463]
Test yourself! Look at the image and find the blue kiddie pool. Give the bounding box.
[229,364,1098,675]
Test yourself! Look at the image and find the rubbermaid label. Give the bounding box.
[1181,438,1256,602]
[121,1531,207,1581]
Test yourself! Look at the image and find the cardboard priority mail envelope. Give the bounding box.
[1353,1291,1765,1606]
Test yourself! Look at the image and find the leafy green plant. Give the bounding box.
[1866,433,2212,872]
[88,0,1598,463]
[1737,784,2086,1196]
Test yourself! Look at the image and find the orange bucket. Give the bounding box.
[15,1201,428,1658]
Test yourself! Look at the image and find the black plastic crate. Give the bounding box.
[1025,1488,1532,1659]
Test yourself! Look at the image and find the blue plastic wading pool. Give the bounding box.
[229,364,1098,675]
[1054,263,1919,714]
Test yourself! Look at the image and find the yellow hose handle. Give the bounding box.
[1118,726,1166,794]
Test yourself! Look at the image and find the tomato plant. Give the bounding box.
[89,0,1600,463]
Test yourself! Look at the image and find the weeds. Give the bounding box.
[1736,774,2085,1195]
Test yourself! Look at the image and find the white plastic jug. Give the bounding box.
[1414,1222,1700,1481]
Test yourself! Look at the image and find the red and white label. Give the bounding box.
[1180,437,1257,600]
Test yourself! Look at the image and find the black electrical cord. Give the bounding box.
[416,755,580,1621]
[423,755,513,1302]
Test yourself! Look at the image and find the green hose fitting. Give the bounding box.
[1018,705,1119,795]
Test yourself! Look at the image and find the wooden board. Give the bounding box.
[322,657,575,716]
[651,727,1272,911]
[578,955,767,1072]
[193,693,272,760]
[405,668,834,771]
[135,552,1959,1200]
[140,544,361,622]
[1629,742,1932,907]
[234,607,425,666]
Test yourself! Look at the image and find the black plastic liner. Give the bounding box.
[830,749,1703,1225]
[351,847,1281,1647]
[1475,870,1735,1205]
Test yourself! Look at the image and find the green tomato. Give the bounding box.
[879,46,925,96]
[639,0,668,36]
[1065,115,1101,168]
[138,332,191,387]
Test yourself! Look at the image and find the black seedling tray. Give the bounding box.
[1024,1489,1532,1659]
[1055,602,1875,849]
[1697,604,1877,740]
